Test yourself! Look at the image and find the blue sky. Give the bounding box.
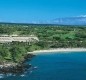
[0,0,86,23]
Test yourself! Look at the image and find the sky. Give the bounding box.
[0,0,86,23]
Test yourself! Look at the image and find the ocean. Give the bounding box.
[1,52,86,80]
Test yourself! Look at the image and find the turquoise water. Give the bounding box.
[1,52,86,80]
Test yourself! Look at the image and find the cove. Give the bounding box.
[1,52,86,80]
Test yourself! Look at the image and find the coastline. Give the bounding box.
[0,54,35,74]
[28,48,86,54]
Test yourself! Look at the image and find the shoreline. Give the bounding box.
[28,48,86,54]
[0,54,35,74]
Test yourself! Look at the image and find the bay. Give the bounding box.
[1,52,86,80]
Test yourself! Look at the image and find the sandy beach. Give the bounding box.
[28,48,86,54]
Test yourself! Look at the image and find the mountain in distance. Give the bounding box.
[0,15,86,25]
[49,15,86,25]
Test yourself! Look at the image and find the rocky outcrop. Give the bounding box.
[0,54,35,74]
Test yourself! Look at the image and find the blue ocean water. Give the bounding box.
[1,52,86,80]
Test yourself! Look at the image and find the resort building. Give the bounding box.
[0,35,39,43]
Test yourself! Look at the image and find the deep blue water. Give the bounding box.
[1,52,86,80]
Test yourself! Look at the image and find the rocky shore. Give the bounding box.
[0,54,35,75]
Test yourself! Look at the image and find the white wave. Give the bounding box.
[20,74,25,77]
[7,73,12,76]
[0,74,4,78]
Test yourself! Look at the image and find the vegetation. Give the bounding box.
[0,42,40,63]
[0,23,86,63]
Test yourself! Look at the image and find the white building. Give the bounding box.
[0,35,39,43]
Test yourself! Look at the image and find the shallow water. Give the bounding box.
[1,52,86,80]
